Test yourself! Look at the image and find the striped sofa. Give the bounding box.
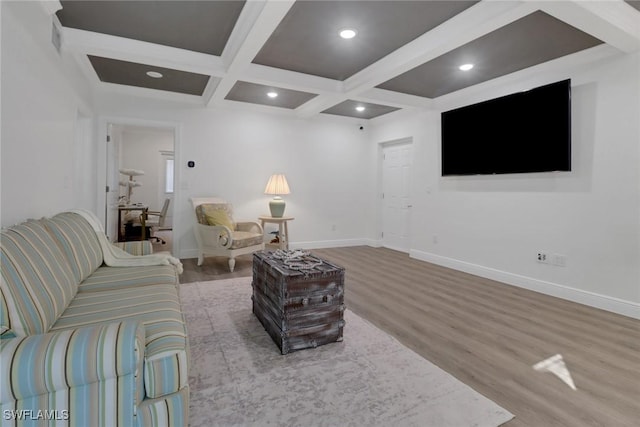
[0,212,188,426]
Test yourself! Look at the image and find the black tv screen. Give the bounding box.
[441,79,571,176]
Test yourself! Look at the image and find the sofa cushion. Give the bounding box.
[49,284,188,399]
[1,221,77,336]
[78,265,179,293]
[44,212,103,283]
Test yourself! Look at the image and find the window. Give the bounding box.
[165,158,174,194]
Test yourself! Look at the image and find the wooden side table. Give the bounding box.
[258,216,294,250]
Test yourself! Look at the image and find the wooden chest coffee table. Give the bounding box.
[252,251,345,355]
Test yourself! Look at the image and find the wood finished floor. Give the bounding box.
[181,246,640,427]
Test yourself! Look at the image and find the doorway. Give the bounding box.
[105,122,177,254]
[379,138,413,252]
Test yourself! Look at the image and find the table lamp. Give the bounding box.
[264,174,290,218]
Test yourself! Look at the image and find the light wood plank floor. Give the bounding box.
[181,246,640,426]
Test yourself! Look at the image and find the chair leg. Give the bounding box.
[228,258,236,272]
[197,255,204,266]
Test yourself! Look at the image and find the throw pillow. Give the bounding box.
[204,208,235,230]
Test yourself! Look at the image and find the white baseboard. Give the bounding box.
[179,239,370,259]
[410,249,640,320]
[291,238,370,250]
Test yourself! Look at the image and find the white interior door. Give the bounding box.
[105,124,120,241]
[381,142,413,252]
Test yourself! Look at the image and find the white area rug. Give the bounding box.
[181,278,514,427]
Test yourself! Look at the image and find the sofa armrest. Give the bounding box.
[113,240,153,255]
[235,221,264,234]
[1,320,145,404]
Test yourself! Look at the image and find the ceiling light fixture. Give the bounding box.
[355,105,366,112]
[146,71,163,78]
[459,63,474,71]
[339,29,357,39]
[267,91,278,98]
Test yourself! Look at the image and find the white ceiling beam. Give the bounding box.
[96,81,204,106]
[219,0,269,68]
[207,0,296,107]
[240,63,343,95]
[295,93,352,118]
[355,88,434,110]
[62,27,226,76]
[201,78,222,107]
[219,98,299,118]
[73,52,102,87]
[343,1,538,94]
[39,0,62,15]
[296,1,537,118]
[538,0,640,53]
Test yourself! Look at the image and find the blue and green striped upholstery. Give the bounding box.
[136,387,189,427]
[0,320,145,426]
[50,284,188,399]
[1,288,10,337]
[79,265,179,293]
[44,212,103,283]
[1,221,77,336]
[1,212,188,425]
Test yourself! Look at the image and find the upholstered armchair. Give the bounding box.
[191,197,264,272]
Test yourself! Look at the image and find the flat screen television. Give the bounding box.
[441,79,571,176]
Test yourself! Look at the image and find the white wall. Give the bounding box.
[95,97,376,259]
[1,1,94,227]
[371,52,640,315]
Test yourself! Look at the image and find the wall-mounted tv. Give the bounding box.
[441,79,571,176]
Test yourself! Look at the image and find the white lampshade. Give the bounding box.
[264,174,290,218]
[264,174,290,195]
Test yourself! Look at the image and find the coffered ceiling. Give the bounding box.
[53,0,640,120]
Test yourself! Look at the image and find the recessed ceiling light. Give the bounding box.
[459,63,474,71]
[355,105,366,112]
[146,71,163,78]
[339,29,357,39]
[267,91,278,98]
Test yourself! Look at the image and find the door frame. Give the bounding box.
[377,136,414,252]
[96,116,182,257]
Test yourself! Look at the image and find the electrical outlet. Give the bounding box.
[537,252,548,263]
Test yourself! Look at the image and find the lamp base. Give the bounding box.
[269,196,286,218]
